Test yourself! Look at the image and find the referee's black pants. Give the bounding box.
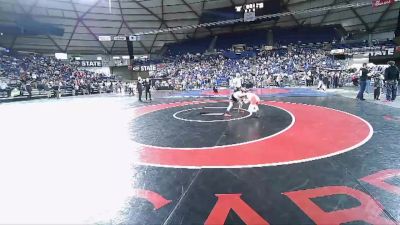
[145,89,151,100]
[138,88,143,101]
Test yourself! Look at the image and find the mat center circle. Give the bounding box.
[131,102,294,148]
[173,107,251,123]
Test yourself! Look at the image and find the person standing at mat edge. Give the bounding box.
[137,77,143,102]
[144,78,152,101]
[384,61,399,102]
[232,73,243,91]
[356,63,369,101]
[373,74,384,100]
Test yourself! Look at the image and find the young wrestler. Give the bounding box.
[223,88,247,117]
[244,92,261,117]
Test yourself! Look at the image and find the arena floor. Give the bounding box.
[0,88,399,225]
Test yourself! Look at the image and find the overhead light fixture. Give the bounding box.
[113,56,120,59]
[122,56,130,59]
[0,33,3,36]
[75,57,81,60]
[97,56,102,60]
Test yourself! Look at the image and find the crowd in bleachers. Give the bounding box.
[152,45,356,90]
[153,33,400,91]
[156,26,398,91]
[0,51,130,99]
[1,30,397,101]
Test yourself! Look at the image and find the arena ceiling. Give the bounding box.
[0,0,399,55]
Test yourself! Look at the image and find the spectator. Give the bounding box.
[128,82,135,96]
[317,72,325,91]
[0,79,10,97]
[384,61,399,101]
[25,80,32,98]
[333,73,339,88]
[356,63,368,101]
[373,74,384,100]
[366,71,372,94]
[144,78,152,101]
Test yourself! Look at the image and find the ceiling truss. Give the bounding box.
[0,0,398,55]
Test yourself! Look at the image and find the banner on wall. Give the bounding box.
[113,36,127,41]
[129,35,141,41]
[76,60,103,67]
[335,47,395,56]
[132,65,157,72]
[372,0,395,7]
[98,36,112,41]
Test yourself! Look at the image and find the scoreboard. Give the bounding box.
[235,2,264,13]
[199,0,281,25]
[236,0,282,17]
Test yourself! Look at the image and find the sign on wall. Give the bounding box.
[129,35,141,41]
[372,0,395,7]
[340,47,395,56]
[113,36,127,41]
[98,36,112,41]
[369,48,395,56]
[132,65,156,71]
[76,60,103,67]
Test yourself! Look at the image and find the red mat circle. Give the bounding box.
[132,100,373,168]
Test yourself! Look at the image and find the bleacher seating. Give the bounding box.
[164,26,346,56]
[0,50,119,102]
[215,30,269,50]
[165,37,213,56]
[273,26,342,45]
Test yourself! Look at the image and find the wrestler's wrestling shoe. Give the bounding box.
[223,112,232,117]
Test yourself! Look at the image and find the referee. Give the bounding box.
[137,77,143,102]
[232,73,242,91]
[144,78,152,101]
